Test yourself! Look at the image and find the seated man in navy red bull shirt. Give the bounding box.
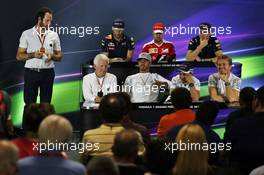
[186,22,223,62]
[142,22,176,63]
[101,18,135,63]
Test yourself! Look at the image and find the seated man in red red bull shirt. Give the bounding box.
[142,22,176,63]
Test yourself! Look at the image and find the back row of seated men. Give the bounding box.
[101,19,223,63]
[83,53,241,105]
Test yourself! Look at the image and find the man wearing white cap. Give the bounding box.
[142,22,176,63]
[124,52,171,103]
[171,65,200,101]
[101,18,135,63]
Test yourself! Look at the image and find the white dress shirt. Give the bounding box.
[124,72,171,103]
[82,72,117,103]
[18,27,61,69]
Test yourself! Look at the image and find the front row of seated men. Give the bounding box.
[82,53,241,105]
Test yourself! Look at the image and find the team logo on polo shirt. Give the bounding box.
[149,48,158,53]
[161,48,169,53]
[108,42,115,50]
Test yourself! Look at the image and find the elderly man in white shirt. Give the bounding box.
[208,55,241,102]
[83,54,117,105]
[124,52,171,103]
[171,65,200,101]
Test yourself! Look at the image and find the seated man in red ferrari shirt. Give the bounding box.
[142,22,176,63]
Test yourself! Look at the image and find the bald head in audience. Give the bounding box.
[38,114,73,144]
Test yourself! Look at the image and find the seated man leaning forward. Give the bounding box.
[83,54,117,104]
[124,52,171,103]
[171,65,200,101]
[186,22,223,62]
[208,55,241,102]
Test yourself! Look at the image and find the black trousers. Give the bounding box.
[24,68,55,105]
[22,68,55,128]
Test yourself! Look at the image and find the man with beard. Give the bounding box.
[208,55,241,102]
[16,7,63,121]
[101,18,135,63]
[124,52,171,103]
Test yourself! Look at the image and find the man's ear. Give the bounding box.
[93,64,96,69]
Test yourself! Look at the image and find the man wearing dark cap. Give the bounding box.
[101,18,135,63]
[186,22,223,62]
[142,22,176,63]
[124,52,171,102]
[171,65,200,101]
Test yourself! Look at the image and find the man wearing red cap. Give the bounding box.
[142,22,176,63]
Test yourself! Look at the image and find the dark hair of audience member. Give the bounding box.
[196,100,219,126]
[86,156,119,175]
[145,138,177,175]
[24,103,55,133]
[116,92,131,116]
[171,88,192,110]
[239,87,256,109]
[255,85,264,108]
[99,93,126,123]
[0,90,12,139]
[112,129,139,162]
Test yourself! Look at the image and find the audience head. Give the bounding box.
[116,92,131,116]
[0,90,12,139]
[99,93,126,123]
[145,138,177,175]
[253,85,264,112]
[112,129,140,163]
[0,140,19,175]
[171,88,192,110]
[216,55,232,75]
[239,87,256,109]
[38,114,73,144]
[196,100,219,126]
[93,54,109,78]
[86,156,119,175]
[24,103,55,134]
[173,123,208,175]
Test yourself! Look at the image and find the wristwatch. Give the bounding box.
[225,82,231,86]
[189,83,194,88]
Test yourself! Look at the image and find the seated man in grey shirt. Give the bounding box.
[208,55,241,102]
